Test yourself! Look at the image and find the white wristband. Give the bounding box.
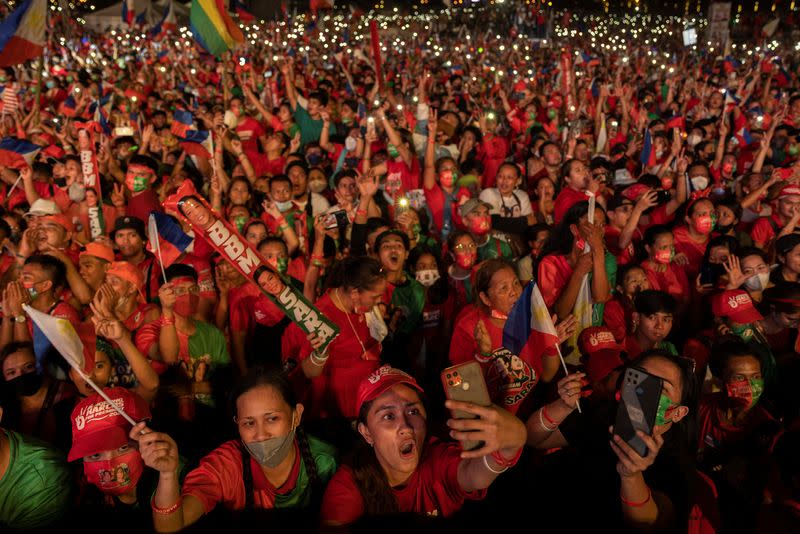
[482,454,508,474]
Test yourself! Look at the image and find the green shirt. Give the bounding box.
[276,435,337,509]
[390,277,426,336]
[186,321,230,407]
[0,429,71,530]
[294,105,335,148]
[477,234,513,262]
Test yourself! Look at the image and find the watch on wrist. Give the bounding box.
[14,314,26,323]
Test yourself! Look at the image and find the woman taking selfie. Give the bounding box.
[320,365,526,527]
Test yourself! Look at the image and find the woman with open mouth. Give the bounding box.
[320,365,526,527]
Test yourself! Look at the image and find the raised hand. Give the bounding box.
[444,401,527,459]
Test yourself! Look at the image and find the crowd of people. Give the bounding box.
[1,2,800,532]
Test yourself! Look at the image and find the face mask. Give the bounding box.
[454,251,477,269]
[439,169,457,188]
[716,223,734,234]
[690,176,709,191]
[661,176,674,190]
[0,76,7,83]
[345,156,360,168]
[173,294,199,317]
[307,153,322,165]
[692,214,714,235]
[654,248,674,264]
[654,393,680,426]
[774,137,788,150]
[342,117,354,126]
[54,177,67,188]
[345,136,357,152]
[730,323,755,342]
[7,372,44,397]
[274,200,293,212]
[655,150,665,160]
[387,144,400,159]
[125,173,149,193]
[415,269,441,287]
[712,186,727,197]
[467,215,490,235]
[547,108,557,120]
[791,145,800,157]
[84,450,144,497]
[308,179,327,194]
[68,182,87,202]
[743,272,770,292]
[687,133,702,147]
[722,162,735,175]
[725,377,764,411]
[233,216,248,233]
[22,281,39,301]
[366,305,389,342]
[244,425,296,468]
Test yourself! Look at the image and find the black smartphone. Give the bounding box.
[614,367,663,457]
[323,209,349,230]
[699,263,724,286]
[655,189,672,204]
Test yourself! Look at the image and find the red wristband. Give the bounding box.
[356,209,367,217]
[491,447,522,469]
[620,488,652,508]
[541,405,558,426]
[162,316,175,326]
[151,495,182,515]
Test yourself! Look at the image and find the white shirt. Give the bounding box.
[479,188,533,218]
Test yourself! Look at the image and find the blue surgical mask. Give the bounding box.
[307,153,322,165]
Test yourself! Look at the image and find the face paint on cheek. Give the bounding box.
[654,393,680,426]
[454,251,477,269]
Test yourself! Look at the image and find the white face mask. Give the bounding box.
[690,176,709,191]
[308,179,327,194]
[345,136,357,152]
[687,134,702,148]
[415,269,441,287]
[365,305,388,342]
[274,200,293,212]
[743,272,770,292]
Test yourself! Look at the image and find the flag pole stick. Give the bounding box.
[6,173,23,200]
[554,343,581,413]
[74,365,138,427]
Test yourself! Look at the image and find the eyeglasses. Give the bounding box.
[452,243,477,252]
[172,285,199,296]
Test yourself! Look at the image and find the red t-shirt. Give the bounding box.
[672,225,709,282]
[320,439,485,524]
[751,213,783,249]
[236,116,266,156]
[604,225,638,266]
[126,189,163,225]
[478,134,510,189]
[26,300,80,338]
[286,291,381,419]
[229,283,262,334]
[250,152,286,177]
[182,440,302,512]
[448,305,542,415]
[602,297,631,344]
[553,187,590,225]
[537,254,572,309]
[642,260,690,304]
[422,184,470,236]
[697,393,776,452]
[386,158,422,194]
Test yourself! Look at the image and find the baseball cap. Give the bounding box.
[68,387,151,461]
[355,365,424,416]
[606,192,634,212]
[776,233,800,256]
[80,242,115,264]
[622,183,650,202]
[459,198,492,218]
[711,290,764,324]
[106,261,144,289]
[39,214,75,233]
[578,327,625,384]
[779,184,800,199]
[111,216,146,240]
[24,198,60,218]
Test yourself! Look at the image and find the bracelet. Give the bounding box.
[491,448,522,469]
[538,409,558,432]
[541,405,558,427]
[309,350,329,366]
[151,495,182,515]
[162,316,175,326]
[482,454,508,474]
[620,488,652,508]
[355,208,367,217]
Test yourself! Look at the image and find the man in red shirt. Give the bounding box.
[553,158,601,224]
[123,155,163,223]
[230,96,268,157]
[751,183,800,250]
[112,216,161,303]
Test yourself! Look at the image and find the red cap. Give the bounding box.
[622,184,650,201]
[106,261,145,302]
[578,327,625,383]
[39,214,74,233]
[68,387,150,461]
[80,242,115,264]
[355,365,423,415]
[779,184,800,199]
[711,290,764,324]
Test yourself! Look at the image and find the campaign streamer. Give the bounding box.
[76,126,105,240]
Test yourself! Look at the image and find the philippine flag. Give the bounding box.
[171,109,194,138]
[0,0,47,67]
[640,129,656,168]
[122,0,135,26]
[0,137,42,169]
[147,211,193,268]
[502,281,560,366]
[181,130,214,159]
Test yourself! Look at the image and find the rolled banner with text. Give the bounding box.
[76,126,105,239]
[164,180,339,350]
[369,20,384,91]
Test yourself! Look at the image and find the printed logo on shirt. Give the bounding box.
[486,348,536,407]
[238,130,253,141]
[422,309,441,329]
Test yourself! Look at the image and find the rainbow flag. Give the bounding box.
[190,0,244,56]
[0,0,47,67]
